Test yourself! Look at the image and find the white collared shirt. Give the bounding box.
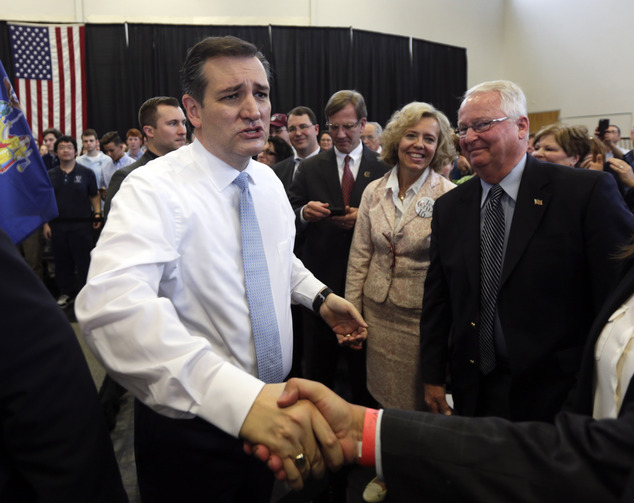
[75,138,324,437]
[385,165,430,224]
[334,142,364,183]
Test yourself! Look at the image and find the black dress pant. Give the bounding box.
[134,400,274,503]
[50,224,93,296]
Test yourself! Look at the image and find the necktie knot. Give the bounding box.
[489,184,504,202]
[233,171,249,191]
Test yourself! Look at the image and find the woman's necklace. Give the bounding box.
[398,192,406,202]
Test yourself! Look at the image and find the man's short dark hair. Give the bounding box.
[54,135,77,153]
[288,106,317,125]
[81,128,98,139]
[100,131,123,147]
[138,96,181,128]
[42,127,62,139]
[181,36,271,106]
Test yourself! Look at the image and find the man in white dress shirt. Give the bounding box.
[75,35,366,502]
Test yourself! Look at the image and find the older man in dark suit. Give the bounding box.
[289,90,388,403]
[420,80,634,422]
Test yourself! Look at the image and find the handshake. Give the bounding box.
[239,378,368,491]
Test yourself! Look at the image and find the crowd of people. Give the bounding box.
[6,34,634,503]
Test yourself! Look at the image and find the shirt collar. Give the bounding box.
[385,165,430,195]
[191,137,258,191]
[480,154,527,207]
[302,146,321,160]
[334,142,363,166]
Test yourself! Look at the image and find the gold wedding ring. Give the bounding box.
[294,452,307,470]
[345,333,351,337]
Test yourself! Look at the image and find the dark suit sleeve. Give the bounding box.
[381,385,634,503]
[0,230,128,502]
[289,161,310,215]
[103,166,129,218]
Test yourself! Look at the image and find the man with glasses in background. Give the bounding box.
[289,90,388,404]
[272,106,321,193]
[420,80,634,423]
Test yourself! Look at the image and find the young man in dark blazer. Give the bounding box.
[272,106,322,193]
[289,90,389,404]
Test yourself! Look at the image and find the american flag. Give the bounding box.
[8,23,87,143]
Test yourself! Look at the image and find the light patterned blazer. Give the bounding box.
[345,168,455,312]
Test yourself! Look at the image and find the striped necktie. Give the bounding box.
[479,184,505,374]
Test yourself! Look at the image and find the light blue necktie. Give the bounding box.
[233,172,283,383]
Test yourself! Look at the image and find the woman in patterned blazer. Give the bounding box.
[346,102,456,412]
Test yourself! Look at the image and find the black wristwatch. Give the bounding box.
[312,287,334,315]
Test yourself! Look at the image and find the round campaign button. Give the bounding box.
[416,196,435,218]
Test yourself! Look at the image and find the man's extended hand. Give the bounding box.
[247,379,366,482]
[239,383,343,490]
[319,294,367,350]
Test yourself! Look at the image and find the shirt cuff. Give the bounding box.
[375,409,385,481]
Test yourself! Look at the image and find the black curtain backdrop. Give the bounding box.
[4,22,467,140]
[85,24,131,138]
[0,21,14,78]
[351,29,413,127]
[269,26,352,126]
[412,38,468,124]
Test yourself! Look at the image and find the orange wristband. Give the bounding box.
[359,408,379,466]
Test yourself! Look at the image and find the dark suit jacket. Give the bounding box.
[0,229,128,502]
[104,148,159,217]
[288,146,389,293]
[382,260,634,502]
[420,155,634,421]
[271,155,296,193]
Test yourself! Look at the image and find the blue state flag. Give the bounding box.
[0,59,57,244]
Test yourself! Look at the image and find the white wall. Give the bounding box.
[504,0,634,133]
[3,0,633,131]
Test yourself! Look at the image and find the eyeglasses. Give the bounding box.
[456,117,510,138]
[326,121,360,132]
[288,124,315,134]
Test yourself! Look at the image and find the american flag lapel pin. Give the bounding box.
[533,198,543,206]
